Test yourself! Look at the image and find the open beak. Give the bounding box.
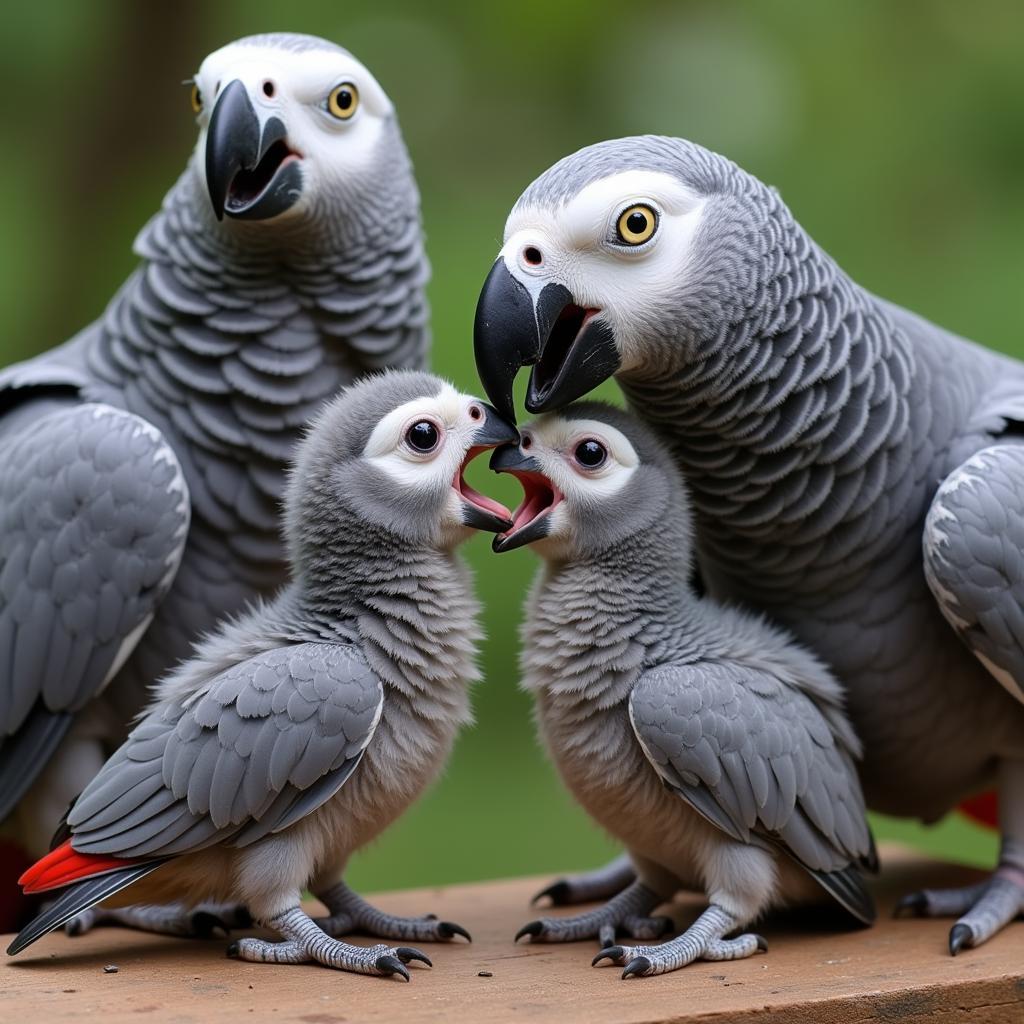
[205,79,303,221]
[489,443,561,553]
[456,404,520,533]
[473,260,620,422]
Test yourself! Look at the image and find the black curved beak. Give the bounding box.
[473,260,621,422]
[457,404,520,533]
[489,443,555,553]
[205,79,302,222]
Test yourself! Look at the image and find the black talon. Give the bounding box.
[949,923,973,956]
[592,945,624,966]
[532,881,571,907]
[377,954,411,981]
[893,892,927,918]
[232,906,254,929]
[423,913,438,921]
[395,946,432,967]
[622,956,652,979]
[754,935,769,953]
[192,911,229,938]
[226,941,241,958]
[515,920,544,942]
[438,921,472,942]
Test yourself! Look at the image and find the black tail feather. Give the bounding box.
[0,706,74,823]
[6,861,164,956]
[807,862,876,925]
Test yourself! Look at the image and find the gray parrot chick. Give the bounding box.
[7,371,518,978]
[492,403,875,979]
[0,33,431,928]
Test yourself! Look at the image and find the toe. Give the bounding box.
[226,941,241,958]
[622,955,652,979]
[754,934,769,953]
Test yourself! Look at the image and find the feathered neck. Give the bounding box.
[289,517,480,720]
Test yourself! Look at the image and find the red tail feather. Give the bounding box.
[19,840,138,894]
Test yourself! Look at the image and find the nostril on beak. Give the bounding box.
[261,79,276,98]
[523,246,543,267]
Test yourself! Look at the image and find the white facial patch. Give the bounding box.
[362,384,482,510]
[525,415,639,508]
[193,41,393,201]
[499,171,706,372]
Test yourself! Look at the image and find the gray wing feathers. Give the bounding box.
[924,444,1024,702]
[0,403,189,731]
[68,643,383,858]
[629,661,873,874]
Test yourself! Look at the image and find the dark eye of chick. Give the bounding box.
[574,439,607,468]
[406,420,440,453]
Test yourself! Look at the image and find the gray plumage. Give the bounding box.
[500,404,874,975]
[475,133,1024,952]
[10,371,510,970]
[0,32,429,859]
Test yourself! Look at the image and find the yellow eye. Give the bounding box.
[190,83,202,114]
[327,82,360,120]
[616,204,658,246]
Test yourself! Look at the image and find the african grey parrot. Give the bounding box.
[489,403,875,977]
[7,371,518,973]
[472,135,1024,954]
[0,32,429,907]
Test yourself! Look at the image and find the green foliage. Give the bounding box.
[0,1,1018,888]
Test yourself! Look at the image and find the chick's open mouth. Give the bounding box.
[455,447,513,529]
[497,468,561,543]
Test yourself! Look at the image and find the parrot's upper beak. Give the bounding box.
[455,404,520,533]
[488,442,561,552]
[473,260,621,422]
[205,79,303,221]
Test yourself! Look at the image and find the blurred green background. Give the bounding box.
[2,0,1021,891]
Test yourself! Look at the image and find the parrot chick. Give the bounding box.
[492,403,876,979]
[7,371,518,978]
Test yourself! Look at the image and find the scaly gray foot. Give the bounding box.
[895,873,1024,954]
[532,853,637,907]
[313,881,470,943]
[593,904,766,978]
[227,907,431,978]
[516,880,671,946]
[65,901,252,940]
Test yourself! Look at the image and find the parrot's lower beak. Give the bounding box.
[455,404,519,533]
[205,79,303,222]
[489,443,561,552]
[473,260,620,422]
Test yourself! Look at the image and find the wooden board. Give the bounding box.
[2,845,1022,1023]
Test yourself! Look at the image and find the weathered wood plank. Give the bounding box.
[2,845,1021,1023]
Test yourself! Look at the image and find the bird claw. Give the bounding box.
[437,921,472,941]
[531,881,572,907]
[515,920,545,942]
[592,945,626,967]
[893,892,927,918]
[394,946,432,967]
[621,955,652,979]
[949,923,974,956]
[375,954,410,981]
[754,934,769,953]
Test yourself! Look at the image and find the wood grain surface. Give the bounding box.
[2,845,1022,1023]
